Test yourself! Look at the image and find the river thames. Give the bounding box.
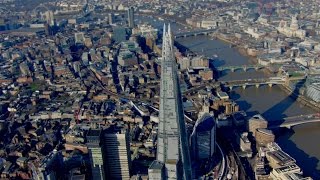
[138,15,320,178]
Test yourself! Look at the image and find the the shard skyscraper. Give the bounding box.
[148,24,192,180]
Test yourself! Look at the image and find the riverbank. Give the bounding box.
[154,14,319,112]
[279,84,320,111]
[212,33,319,111]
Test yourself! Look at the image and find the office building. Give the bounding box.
[305,83,320,102]
[236,132,252,157]
[255,128,275,146]
[270,164,302,179]
[112,26,127,43]
[86,129,104,180]
[75,32,85,44]
[37,150,64,180]
[248,114,268,137]
[266,142,296,168]
[190,113,216,161]
[128,7,135,28]
[118,50,138,67]
[101,129,131,180]
[148,24,192,180]
[137,24,158,39]
[45,11,55,26]
[108,13,115,24]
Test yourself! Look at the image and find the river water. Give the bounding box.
[137,15,320,178]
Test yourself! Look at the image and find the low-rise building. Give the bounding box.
[248,114,268,137]
[255,128,275,146]
[118,51,138,67]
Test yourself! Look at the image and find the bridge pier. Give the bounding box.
[242,85,247,89]
[231,68,235,72]
[229,86,233,90]
[268,83,273,87]
[243,67,247,72]
[184,34,187,38]
[255,67,260,71]
[255,84,260,88]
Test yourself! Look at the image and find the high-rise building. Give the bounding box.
[190,113,216,161]
[108,13,115,24]
[86,129,104,180]
[128,7,135,28]
[45,11,55,26]
[37,150,64,180]
[101,129,131,180]
[148,24,192,180]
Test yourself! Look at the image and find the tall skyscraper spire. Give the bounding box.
[148,24,192,180]
[167,23,173,47]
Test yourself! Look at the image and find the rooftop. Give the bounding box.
[149,160,164,170]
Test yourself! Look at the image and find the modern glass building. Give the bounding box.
[86,129,104,180]
[101,130,131,180]
[127,7,135,28]
[149,24,192,180]
[305,76,320,102]
[190,113,216,161]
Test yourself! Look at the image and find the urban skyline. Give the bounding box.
[0,0,319,180]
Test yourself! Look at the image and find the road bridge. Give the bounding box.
[176,77,286,96]
[216,65,265,73]
[174,29,216,39]
[269,114,320,129]
[221,77,286,90]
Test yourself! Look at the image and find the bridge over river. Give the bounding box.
[216,65,265,72]
[174,29,216,39]
[221,77,286,90]
[269,114,320,129]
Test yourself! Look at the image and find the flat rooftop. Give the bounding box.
[149,160,164,170]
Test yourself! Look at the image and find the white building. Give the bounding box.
[244,27,266,39]
[44,11,54,26]
[201,20,217,29]
[270,164,302,180]
[277,15,306,39]
[75,32,85,44]
[135,24,158,39]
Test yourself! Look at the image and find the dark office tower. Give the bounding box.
[190,113,216,161]
[108,13,115,24]
[86,129,105,180]
[101,129,131,180]
[37,150,64,180]
[128,7,135,28]
[148,24,192,180]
